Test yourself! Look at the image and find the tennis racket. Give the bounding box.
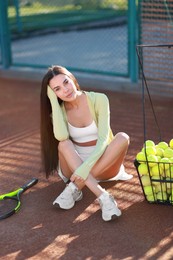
[0,178,38,220]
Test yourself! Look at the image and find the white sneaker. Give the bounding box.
[53,182,83,210]
[114,165,133,181]
[98,192,121,221]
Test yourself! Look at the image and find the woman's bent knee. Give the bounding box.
[58,139,73,153]
[115,132,130,145]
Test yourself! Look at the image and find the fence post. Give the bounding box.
[128,0,138,82]
[14,0,23,33]
[0,0,12,68]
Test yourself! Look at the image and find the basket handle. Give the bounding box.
[136,45,162,143]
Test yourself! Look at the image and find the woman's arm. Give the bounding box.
[47,86,69,141]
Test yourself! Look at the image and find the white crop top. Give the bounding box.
[68,120,98,143]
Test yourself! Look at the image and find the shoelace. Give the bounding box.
[72,189,81,199]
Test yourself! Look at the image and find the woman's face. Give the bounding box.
[49,74,78,102]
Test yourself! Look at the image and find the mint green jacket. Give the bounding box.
[48,89,114,180]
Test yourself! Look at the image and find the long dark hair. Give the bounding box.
[40,65,80,178]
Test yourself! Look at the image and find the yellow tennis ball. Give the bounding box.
[169,193,173,204]
[146,193,156,202]
[157,141,168,150]
[151,175,163,186]
[141,175,151,186]
[169,139,173,149]
[157,156,161,161]
[163,148,173,158]
[169,157,173,165]
[155,183,167,193]
[142,146,156,156]
[136,151,146,163]
[144,185,155,196]
[155,146,164,157]
[145,140,155,147]
[170,189,173,196]
[167,188,171,195]
[159,158,170,170]
[169,198,173,204]
[138,164,149,175]
[156,191,167,201]
[165,166,173,178]
[165,177,173,189]
[147,154,158,167]
[151,164,163,176]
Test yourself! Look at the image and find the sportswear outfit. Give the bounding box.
[49,90,114,180]
[47,88,132,221]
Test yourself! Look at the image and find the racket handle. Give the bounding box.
[22,178,38,192]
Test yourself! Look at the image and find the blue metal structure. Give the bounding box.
[0,0,138,82]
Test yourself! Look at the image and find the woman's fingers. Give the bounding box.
[70,174,84,183]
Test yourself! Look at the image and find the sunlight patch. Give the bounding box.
[73,204,98,223]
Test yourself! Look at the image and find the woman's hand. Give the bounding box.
[70,173,85,184]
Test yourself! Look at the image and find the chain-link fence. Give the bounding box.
[139,0,173,91]
[0,40,2,65]
[6,0,130,77]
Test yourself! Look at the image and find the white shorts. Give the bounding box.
[58,144,96,183]
[58,145,131,183]
[73,144,96,161]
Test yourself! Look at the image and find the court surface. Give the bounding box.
[0,77,173,260]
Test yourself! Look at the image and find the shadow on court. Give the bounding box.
[0,77,173,260]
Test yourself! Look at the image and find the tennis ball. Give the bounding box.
[141,175,151,186]
[155,183,167,193]
[165,177,173,189]
[169,191,173,204]
[157,156,161,161]
[170,189,173,196]
[151,175,163,186]
[136,151,146,163]
[147,154,158,167]
[142,146,156,156]
[155,146,164,157]
[169,197,173,204]
[144,185,155,196]
[156,191,167,201]
[163,148,173,158]
[147,193,156,202]
[169,157,173,164]
[165,166,173,178]
[138,164,149,175]
[159,158,170,170]
[157,141,168,150]
[169,139,173,149]
[145,140,155,147]
[167,188,171,195]
[151,164,163,176]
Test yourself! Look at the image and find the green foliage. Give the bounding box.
[8,0,127,17]
[8,0,127,34]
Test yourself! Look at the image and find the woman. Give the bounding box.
[40,65,132,222]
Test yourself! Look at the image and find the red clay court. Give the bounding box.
[0,76,173,260]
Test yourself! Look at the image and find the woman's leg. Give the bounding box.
[91,132,130,180]
[58,139,105,195]
[58,139,82,176]
[59,132,129,180]
[58,145,80,181]
[55,138,123,220]
[58,132,130,192]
